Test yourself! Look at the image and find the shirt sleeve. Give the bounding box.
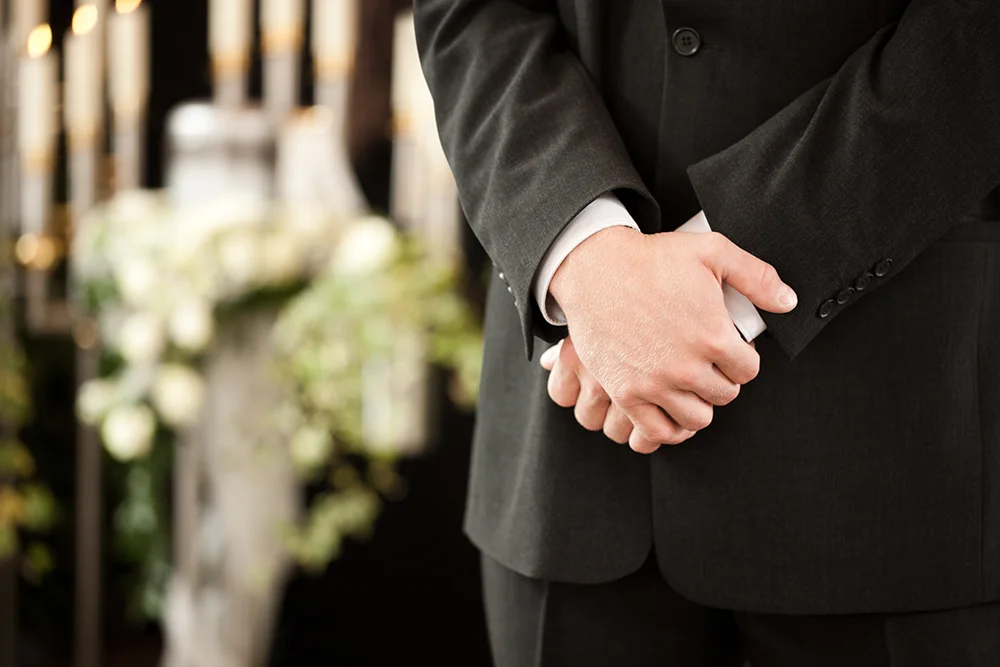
[532,193,639,325]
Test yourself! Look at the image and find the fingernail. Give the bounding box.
[778,286,798,308]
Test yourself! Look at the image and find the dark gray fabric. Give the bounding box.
[481,551,743,667]
[736,600,1000,667]
[484,552,1000,667]
[413,0,1000,613]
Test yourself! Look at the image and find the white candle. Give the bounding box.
[108,0,150,121]
[261,0,305,54]
[65,6,103,148]
[13,0,47,50]
[391,13,419,139]
[18,25,57,169]
[312,0,357,78]
[210,0,253,75]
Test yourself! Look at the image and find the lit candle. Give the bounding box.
[13,0,47,50]
[18,24,57,173]
[312,0,357,79]
[261,0,305,54]
[65,5,103,149]
[210,0,253,78]
[107,0,150,121]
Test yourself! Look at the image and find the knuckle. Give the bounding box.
[718,383,741,405]
[671,365,699,389]
[758,262,780,289]
[605,428,629,445]
[704,231,728,252]
[644,425,676,444]
[742,353,761,383]
[681,407,713,432]
[630,438,660,454]
[704,330,731,358]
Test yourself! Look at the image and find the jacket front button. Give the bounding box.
[874,258,893,277]
[672,28,701,57]
[817,299,836,319]
[498,272,504,281]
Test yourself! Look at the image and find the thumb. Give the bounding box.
[707,235,797,314]
[540,339,563,371]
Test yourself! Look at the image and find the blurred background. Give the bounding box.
[0,1,493,665]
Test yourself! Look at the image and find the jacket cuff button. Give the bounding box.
[835,287,855,305]
[854,272,874,291]
[817,299,836,319]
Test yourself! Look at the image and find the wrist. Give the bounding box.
[549,225,641,318]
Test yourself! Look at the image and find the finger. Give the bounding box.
[657,391,715,432]
[540,340,563,371]
[575,379,612,431]
[603,404,633,444]
[712,335,761,386]
[689,365,741,407]
[702,233,798,314]
[624,403,693,453]
[547,356,581,408]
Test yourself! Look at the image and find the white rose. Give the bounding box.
[152,365,206,428]
[118,313,165,364]
[113,258,160,307]
[259,234,303,285]
[102,404,156,461]
[169,300,214,352]
[332,216,399,276]
[77,379,119,426]
[289,426,333,470]
[111,190,161,223]
[218,231,262,288]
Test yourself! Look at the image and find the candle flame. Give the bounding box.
[73,5,100,35]
[116,0,142,14]
[27,24,53,58]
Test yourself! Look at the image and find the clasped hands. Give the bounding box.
[539,226,798,454]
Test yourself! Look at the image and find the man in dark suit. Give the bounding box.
[412,0,1000,664]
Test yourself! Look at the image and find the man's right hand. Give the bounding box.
[548,225,798,454]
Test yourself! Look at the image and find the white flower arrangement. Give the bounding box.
[74,190,347,463]
[73,192,483,611]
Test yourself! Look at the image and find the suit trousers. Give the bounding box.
[481,551,1000,667]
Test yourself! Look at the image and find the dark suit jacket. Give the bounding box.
[413,0,1000,614]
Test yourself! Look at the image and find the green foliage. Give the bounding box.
[271,236,483,569]
[0,243,56,573]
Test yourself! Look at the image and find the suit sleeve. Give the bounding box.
[412,0,661,360]
[687,0,1000,360]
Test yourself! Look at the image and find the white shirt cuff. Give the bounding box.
[533,193,639,325]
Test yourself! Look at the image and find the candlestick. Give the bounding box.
[16,25,57,332]
[261,0,305,54]
[12,0,47,51]
[18,25,56,181]
[312,0,357,80]
[390,14,424,232]
[65,8,102,151]
[108,0,149,191]
[210,0,253,107]
[108,0,149,121]
[312,0,357,139]
[262,0,304,117]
